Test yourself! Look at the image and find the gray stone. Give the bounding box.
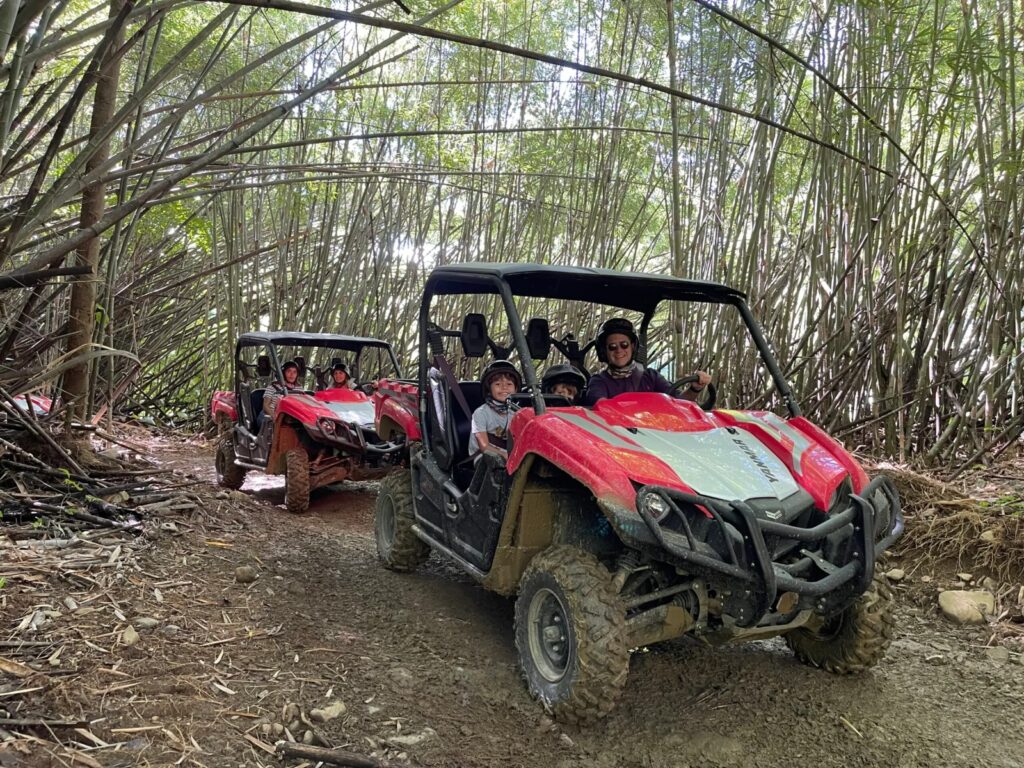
[310,701,346,722]
[985,646,1010,663]
[938,590,995,625]
[387,727,436,748]
[885,568,906,582]
[956,572,974,582]
[559,733,575,748]
[302,730,314,745]
[134,616,160,629]
[979,529,996,543]
[235,566,258,584]
[120,625,140,646]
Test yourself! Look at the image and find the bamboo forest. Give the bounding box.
[0,1,1021,766]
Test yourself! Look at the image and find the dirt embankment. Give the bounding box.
[2,437,1023,768]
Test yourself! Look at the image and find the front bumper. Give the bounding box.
[603,475,903,627]
[310,418,405,458]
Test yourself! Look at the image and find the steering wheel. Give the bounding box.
[668,374,717,411]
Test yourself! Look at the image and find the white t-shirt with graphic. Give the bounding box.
[469,404,510,455]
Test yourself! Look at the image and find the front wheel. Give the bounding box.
[215,438,247,490]
[514,546,629,724]
[785,569,896,673]
[284,448,310,514]
[374,470,430,571]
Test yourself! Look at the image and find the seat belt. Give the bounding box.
[433,354,473,422]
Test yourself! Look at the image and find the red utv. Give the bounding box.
[372,263,903,723]
[211,332,405,513]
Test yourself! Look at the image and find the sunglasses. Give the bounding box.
[606,341,632,352]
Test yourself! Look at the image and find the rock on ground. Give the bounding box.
[938,590,995,625]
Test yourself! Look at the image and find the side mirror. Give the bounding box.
[461,313,489,358]
[256,355,272,377]
[525,318,550,360]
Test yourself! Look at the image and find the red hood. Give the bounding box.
[507,393,849,511]
[278,390,376,426]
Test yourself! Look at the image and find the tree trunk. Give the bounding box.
[61,0,129,430]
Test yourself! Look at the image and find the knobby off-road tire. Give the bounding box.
[514,546,629,724]
[215,438,247,490]
[785,569,896,673]
[374,470,430,572]
[284,448,310,514]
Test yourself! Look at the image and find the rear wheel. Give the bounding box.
[374,469,430,571]
[514,546,629,724]
[785,568,895,673]
[215,438,247,490]
[284,448,310,514]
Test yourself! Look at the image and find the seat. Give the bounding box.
[250,388,266,432]
[447,382,485,488]
[449,382,485,459]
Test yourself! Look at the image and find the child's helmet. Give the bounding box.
[480,359,522,400]
[540,364,586,394]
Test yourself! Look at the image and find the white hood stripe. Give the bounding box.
[553,411,799,502]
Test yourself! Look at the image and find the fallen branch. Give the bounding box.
[277,742,410,768]
[0,717,88,728]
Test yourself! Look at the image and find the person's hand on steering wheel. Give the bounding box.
[690,370,711,393]
[668,371,716,410]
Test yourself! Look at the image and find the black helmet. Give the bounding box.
[595,317,639,364]
[281,359,299,373]
[541,364,586,394]
[331,362,348,374]
[480,359,522,400]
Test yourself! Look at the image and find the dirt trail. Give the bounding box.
[7,438,1024,767]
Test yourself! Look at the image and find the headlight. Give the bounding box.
[317,417,337,436]
[639,490,671,523]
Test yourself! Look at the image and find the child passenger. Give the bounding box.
[540,363,587,405]
[469,360,522,460]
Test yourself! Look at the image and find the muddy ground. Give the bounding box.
[3,436,1024,767]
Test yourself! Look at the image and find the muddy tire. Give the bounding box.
[375,470,430,571]
[514,546,629,724]
[284,448,310,514]
[215,438,246,490]
[785,569,896,673]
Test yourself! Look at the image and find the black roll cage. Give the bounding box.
[416,264,800,447]
[233,332,403,396]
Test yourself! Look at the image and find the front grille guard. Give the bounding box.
[630,475,903,625]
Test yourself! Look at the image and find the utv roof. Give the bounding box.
[425,262,745,312]
[236,332,392,350]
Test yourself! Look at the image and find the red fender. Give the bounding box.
[373,380,420,441]
[210,390,236,422]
